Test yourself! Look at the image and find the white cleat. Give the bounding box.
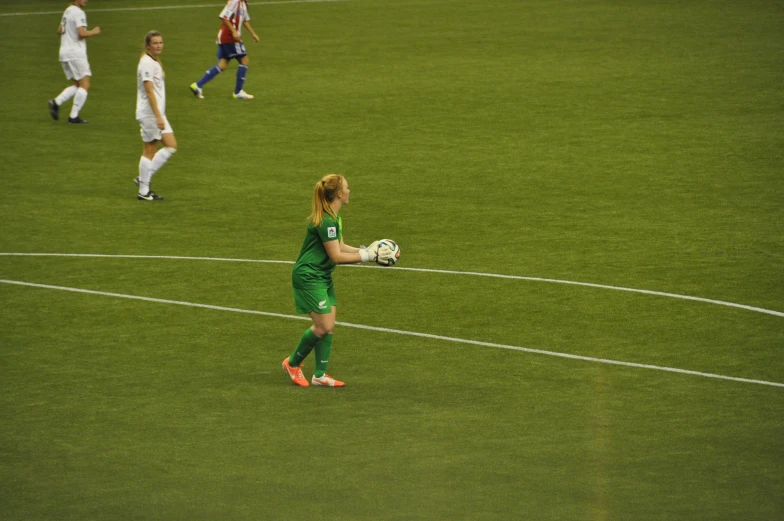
[233,90,254,100]
[311,374,345,387]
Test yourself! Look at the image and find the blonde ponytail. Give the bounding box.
[308,174,343,226]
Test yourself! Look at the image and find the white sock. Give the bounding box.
[138,157,153,196]
[69,88,88,118]
[150,147,176,176]
[55,85,77,106]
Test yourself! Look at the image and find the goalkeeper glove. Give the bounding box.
[377,244,396,265]
[359,242,380,263]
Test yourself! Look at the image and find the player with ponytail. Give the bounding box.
[282,174,386,387]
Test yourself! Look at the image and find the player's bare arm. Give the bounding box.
[77,25,100,38]
[325,240,363,264]
[143,81,165,129]
[243,21,259,42]
[339,239,360,254]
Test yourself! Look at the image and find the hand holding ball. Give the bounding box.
[376,239,401,266]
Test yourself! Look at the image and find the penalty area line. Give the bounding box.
[2,278,782,389]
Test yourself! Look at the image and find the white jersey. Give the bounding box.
[136,54,166,120]
[59,5,88,62]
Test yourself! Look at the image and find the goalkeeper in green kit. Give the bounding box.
[283,174,398,387]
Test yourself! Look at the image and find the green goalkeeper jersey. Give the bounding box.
[292,212,342,288]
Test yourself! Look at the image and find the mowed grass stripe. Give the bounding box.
[2,252,781,317]
[3,278,782,388]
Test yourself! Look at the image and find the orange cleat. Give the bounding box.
[282,358,309,387]
[311,374,345,387]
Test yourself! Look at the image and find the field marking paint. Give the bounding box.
[0,0,349,17]
[2,278,782,389]
[2,252,782,317]
[386,265,784,318]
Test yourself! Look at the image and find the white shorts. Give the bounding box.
[138,116,173,143]
[61,59,92,81]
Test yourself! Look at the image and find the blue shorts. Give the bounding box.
[217,42,247,61]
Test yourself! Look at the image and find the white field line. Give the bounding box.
[0,0,349,17]
[386,266,784,318]
[1,252,782,317]
[2,278,782,389]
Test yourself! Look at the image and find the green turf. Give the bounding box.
[1,0,782,519]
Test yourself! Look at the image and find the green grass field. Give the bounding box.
[1,0,783,519]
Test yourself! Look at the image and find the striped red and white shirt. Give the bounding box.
[216,0,251,44]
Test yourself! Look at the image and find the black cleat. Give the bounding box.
[48,99,60,120]
[138,191,164,201]
[68,116,88,124]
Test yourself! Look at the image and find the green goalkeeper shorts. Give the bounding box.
[293,284,337,314]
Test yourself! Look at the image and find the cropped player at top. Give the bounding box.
[189,0,260,100]
[48,0,101,124]
[282,175,398,387]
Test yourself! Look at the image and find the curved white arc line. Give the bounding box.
[367,265,784,318]
[2,252,782,317]
[2,279,782,389]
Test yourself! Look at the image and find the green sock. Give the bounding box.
[313,334,333,378]
[289,329,320,367]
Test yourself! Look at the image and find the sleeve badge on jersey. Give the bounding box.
[327,227,337,238]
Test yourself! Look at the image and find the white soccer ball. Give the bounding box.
[376,239,401,266]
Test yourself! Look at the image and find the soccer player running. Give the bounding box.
[189,0,260,100]
[48,0,100,124]
[135,31,177,201]
[283,175,396,387]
